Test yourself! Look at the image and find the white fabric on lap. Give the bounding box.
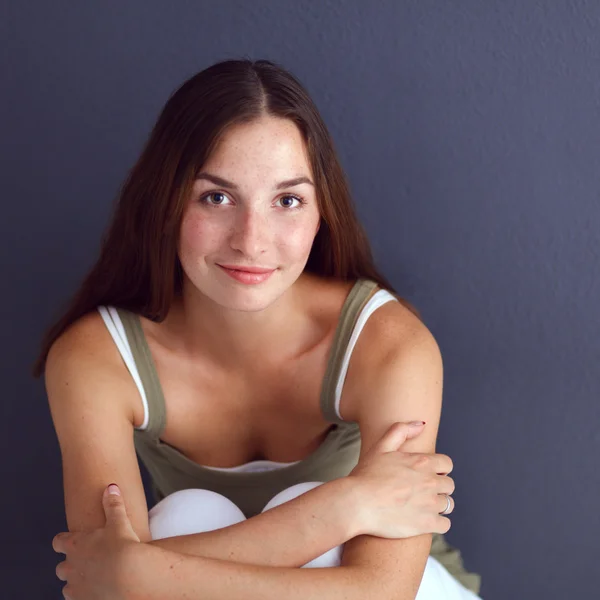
[148,488,245,540]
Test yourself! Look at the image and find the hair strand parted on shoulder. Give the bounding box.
[31,58,420,379]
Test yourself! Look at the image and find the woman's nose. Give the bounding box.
[228,208,269,257]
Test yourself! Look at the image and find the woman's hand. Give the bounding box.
[348,421,455,539]
[52,484,141,600]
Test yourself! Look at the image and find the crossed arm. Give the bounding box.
[119,317,443,600]
[50,306,443,599]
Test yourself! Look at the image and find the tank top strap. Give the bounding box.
[116,308,167,440]
[320,278,380,424]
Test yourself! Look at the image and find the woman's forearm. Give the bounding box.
[121,543,372,600]
[147,477,363,567]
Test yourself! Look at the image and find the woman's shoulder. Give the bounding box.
[45,309,139,423]
[334,279,431,421]
[49,308,119,361]
[357,282,429,364]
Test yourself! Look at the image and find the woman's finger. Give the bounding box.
[56,560,68,581]
[52,532,69,554]
[436,474,455,495]
[438,493,455,515]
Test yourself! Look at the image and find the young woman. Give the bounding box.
[34,59,482,599]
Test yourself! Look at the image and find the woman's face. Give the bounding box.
[178,115,321,311]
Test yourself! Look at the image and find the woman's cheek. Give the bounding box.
[279,220,319,254]
[180,215,223,254]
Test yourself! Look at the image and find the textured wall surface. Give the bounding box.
[3,1,598,598]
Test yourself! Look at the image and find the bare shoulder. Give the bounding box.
[307,274,431,356]
[46,310,118,377]
[360,292,433,356]
[45,309,137,425]
[48,309,117,359]
[341,287,439,421]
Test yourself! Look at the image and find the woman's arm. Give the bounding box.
[45,316,154,541]
[122,542,373,600]
[149,476,362,567]
[46,314,361,569]
[335,303,446,599]
[55,417,443,600]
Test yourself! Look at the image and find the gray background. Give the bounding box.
[3,1,598,598]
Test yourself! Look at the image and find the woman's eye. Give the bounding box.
[201,192,230,206]
[277,195,304,209]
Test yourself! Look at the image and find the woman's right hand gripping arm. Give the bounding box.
[346,421,455,539]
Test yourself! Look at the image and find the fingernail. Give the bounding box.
[409,421,426,426]
[108,484,121,496]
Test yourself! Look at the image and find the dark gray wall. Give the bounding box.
[3,1,598,598]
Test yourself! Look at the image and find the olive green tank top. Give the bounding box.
[98,278,481,594]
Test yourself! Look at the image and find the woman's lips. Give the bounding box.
[217,264,276,284]
[217,264,275,274]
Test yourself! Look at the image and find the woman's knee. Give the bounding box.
[148,488,246,540]
[262,481,327,513]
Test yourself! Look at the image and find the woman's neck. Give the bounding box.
[164,273,323,371]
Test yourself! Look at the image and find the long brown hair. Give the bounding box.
[32,58,420,379]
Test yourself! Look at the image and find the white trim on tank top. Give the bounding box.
[333,290,398,419]
[97,305,151,430]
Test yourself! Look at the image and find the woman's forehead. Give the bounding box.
[198,121,313,185]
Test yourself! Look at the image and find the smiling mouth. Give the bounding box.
[216,264,277,284]
[216,264,276,274]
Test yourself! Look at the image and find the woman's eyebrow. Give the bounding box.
[195,172,314,190]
